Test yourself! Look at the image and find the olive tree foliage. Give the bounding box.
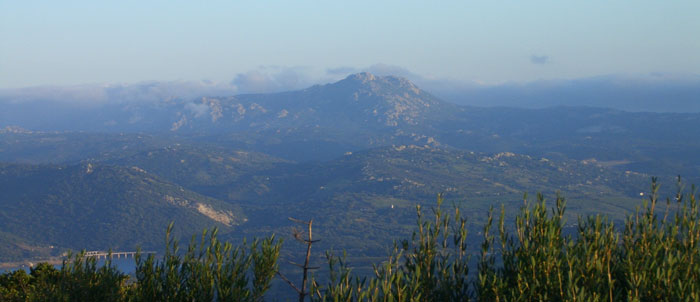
[312,178,700,301]
[0,252,127,302]
[0,223,282,302]
[130,222,282,302]
[311,194,470,302]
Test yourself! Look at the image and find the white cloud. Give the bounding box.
[185,102,210,118]
[230,66,323,94]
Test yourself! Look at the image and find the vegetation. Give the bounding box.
[0,162,244,261]
[1,144,654,262]
[311,178,700,301]
[0,253,127,301]
[1,224,281,301]
[129,223,281,302]
[2,179,700,300]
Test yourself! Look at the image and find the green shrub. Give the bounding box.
[0,224,281,302]
[0,252,127,302]
[312,178,700,301]
[129,223,281,302]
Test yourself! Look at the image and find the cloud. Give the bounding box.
[364,64,419,78]
[232,64,474,96]
[0,80,238,106]
[440,73,700,112]
[0,85,109,106]
[0,63,467,106]
[230,66,320,94]
[0,63,493,112]
[530,55,550,65]
[185,102,210,118]
[4,63,699,117]
[325,64,428,83]
[354,64,486,100]
[326,66,358,75]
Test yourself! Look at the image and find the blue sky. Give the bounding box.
[1,1,699,88]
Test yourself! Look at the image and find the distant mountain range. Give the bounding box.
[1,73,699,261]
[4,73,698,174]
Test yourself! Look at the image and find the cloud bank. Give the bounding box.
[0,81,239,106]
[230,66,319,94]
[2,64,699,113]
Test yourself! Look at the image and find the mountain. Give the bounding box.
[0,73,458,160]
[0,163,245,261]
[2,73,700,262]
[175,74,700,174]
[3,73,700,178]
[164,72,459,160]
[0,73,457,136]
[176,72,457,130]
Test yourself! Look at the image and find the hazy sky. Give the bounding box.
[1,1,699,88]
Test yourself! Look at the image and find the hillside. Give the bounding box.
[0,132,173,164]
[108,145,651,257]
[258,145,649,209]
[0,163,245,261]
[106,144,289,200]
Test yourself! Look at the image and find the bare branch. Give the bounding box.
[277,271,302,294]
[281,217,317,302]
[289,217,311,225]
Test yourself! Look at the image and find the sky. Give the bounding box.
[1,1,699,89]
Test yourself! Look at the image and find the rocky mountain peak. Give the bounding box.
[346,72,377,83]
[312,73,452,127]
[333,73,427,102]
[341,73,416,90]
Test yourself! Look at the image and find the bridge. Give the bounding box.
[82,250,156,260]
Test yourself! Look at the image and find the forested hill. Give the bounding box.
[0,163,243,261]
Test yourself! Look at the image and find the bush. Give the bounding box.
[312,178,700,301]
[0,224,281,302]
[0,253,127,301]
[129,223,281,302]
